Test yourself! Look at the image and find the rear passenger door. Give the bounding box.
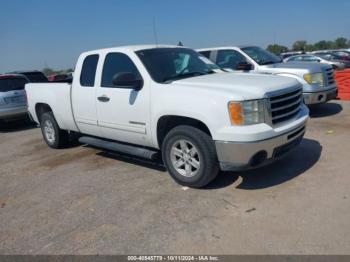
[71,54,101,136]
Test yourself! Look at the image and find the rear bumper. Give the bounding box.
[303,87,338,105]
[0,106,28,120]
[215,123,306,171]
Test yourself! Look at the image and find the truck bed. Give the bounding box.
[25,83,79,132]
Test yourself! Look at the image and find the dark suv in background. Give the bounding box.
[6,70,48,83]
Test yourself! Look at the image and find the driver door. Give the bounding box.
[96,52,150,146]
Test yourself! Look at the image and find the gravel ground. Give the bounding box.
[0,101,349,255]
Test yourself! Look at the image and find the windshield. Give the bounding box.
[136,48,220,83]
[0,77,27,92]
[241,46,282,65]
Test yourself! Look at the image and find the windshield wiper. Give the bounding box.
[163,71,208,83]
[207,69,216,74]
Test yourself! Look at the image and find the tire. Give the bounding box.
[161,125,219,188]
[0,119,5,129]
[40,112,69,149]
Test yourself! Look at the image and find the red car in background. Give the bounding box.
[48,73,73,83]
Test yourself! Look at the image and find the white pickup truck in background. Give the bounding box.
[26,45,308,188]
[198,46,338,105]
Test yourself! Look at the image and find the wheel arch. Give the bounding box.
[35,103,53,123]
[156,115,212,148]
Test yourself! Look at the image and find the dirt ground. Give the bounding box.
[0,101,349,255]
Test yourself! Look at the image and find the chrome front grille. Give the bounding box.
[325,67,335,85]
[269,88,303,125]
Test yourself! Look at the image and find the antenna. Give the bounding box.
[152,17,158,46]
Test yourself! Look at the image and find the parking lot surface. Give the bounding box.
[0,101,349,255]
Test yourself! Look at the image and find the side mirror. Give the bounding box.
[112,72,143,90]
[236,62,252,71]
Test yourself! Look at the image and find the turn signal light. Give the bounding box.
[229,102,243,125]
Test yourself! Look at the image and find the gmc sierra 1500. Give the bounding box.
[26,45,308,187]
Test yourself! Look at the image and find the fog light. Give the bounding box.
[249,151,267,167]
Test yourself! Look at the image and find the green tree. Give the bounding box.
[304,44,315,52]
[267,44,289,55]
[314,40,337,50]
[42,67,73,76]
[334,37,348,49]
[292,40,307,51]
[326,41,336,49]
[42,68,54,76]
[313,41,328,50]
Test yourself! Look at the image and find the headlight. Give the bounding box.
[303,73,324,87]
[228,99,266,125]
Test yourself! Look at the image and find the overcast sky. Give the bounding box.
[1,0,349,72]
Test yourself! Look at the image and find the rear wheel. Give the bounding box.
[0,119,5,128]
[162,125,219,188]
[40,112,69,148]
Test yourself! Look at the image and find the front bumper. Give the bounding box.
[303,87,338,105]
[0,106,28,120]
[215,123,306,171]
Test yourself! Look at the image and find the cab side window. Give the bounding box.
[288,56,300,61]
[216,50,249,70]
[302,56,318,62]
[101,53,141,88]
[199,51,211,59]
[80,54,99,87]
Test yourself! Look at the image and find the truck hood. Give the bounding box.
[260,62,330,75]
[171,72,300,100]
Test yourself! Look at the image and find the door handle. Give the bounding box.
[97,95,110,102]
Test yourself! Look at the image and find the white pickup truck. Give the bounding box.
[26,45,308,188]
[198,46,338,105]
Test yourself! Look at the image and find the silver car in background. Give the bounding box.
[197,46,338,105]
[0,74,28,124]
[284,54,346,70]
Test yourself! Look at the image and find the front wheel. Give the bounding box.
[162,125,219,188]
[40,112,69,148]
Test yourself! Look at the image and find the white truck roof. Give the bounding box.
[197,45,255,52]
[81,45,183,55]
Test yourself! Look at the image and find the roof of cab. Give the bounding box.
[197,45,256,51]
[82,44,184,55]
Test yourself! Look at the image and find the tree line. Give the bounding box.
[40,37,349,74]
[267,37,350,55]
[42,68,74,77]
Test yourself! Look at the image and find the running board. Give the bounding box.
[79,136,158,160]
